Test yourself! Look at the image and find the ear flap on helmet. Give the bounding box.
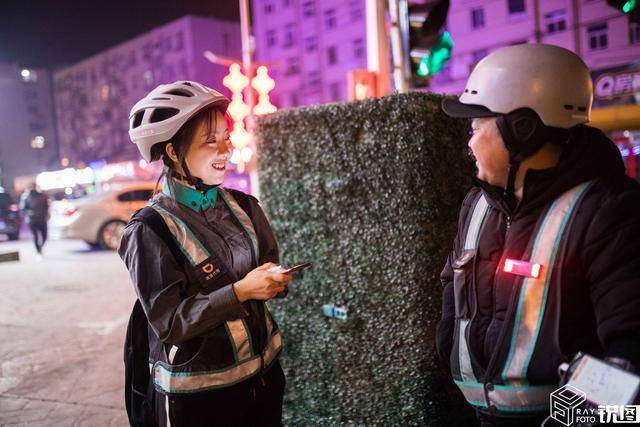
[496,108,548,160]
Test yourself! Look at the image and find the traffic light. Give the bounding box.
[408,0,452,87]
[416,31,453,77]
[606,0,639,23]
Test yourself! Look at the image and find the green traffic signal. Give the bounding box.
[623,0,636,13]
[416,31,454,77]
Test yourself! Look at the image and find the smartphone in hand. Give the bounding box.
[269,262,313,275]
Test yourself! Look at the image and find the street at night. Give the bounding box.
[2,0,640,425]
[0,235,131,426]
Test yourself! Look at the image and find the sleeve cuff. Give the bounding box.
[208,284,247,319]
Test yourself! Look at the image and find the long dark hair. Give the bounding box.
[151,106,228,196]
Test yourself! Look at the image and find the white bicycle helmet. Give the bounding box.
[442,44,593,129]
[129,81,230,162]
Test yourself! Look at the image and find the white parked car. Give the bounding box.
[50,182,156,250]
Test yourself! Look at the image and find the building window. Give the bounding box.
[508,0,526,14]
[267,30,277,47]
[327,45,338,65]
[265,2,274,14]
[329,82,342,101]
[285,57,300,75]
[223,33,230,54]
[353,38,365,59]
[291,92,299,106]
[630,22,640,44]
[588,23,608,50]
[305,36,318,52]
[471,7,485,29]
[545,9,566,34]
[350,1,363,22]
[302,1,315,17]
[470,49,488,72]
[143,70,154,88]
[325,9,337,29]
[284,24,296,47]
[307,71,321,89]
[20,68,37,83]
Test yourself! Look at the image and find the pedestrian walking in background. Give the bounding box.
[19,182,50,258]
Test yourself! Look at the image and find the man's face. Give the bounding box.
[469,117,509,187]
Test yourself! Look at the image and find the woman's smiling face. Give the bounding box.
[182,109,232,185]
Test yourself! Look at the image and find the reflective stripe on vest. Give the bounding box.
[151,203,211,266]
[150,190,280,393]
[454,380,555,412]
[453,182,591,412]
[153,330,283,394]
[500,182,591,384]
[457,194,490,383]
[464,195,489,250]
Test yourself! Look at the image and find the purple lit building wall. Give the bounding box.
[53,15,241,166]
[430,1,640,115]
[252,0,368,108]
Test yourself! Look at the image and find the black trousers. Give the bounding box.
[156,361,285,427]
[28,221,47,253]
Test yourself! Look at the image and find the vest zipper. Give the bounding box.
[483,213,521,391]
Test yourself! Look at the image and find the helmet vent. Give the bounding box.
[182,82,193,86]
[470,90,478,95]
[132,111,144,129]
[152,97,171,101]
[149,108,180,123]
[165,89,194,97]
[577,107,587,112]
[564,104,574,111]
[464,89,469,93]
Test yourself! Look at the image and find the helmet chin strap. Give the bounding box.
[504,154,522,204]
[171,162,219,192]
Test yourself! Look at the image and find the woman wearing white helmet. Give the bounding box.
[119,81,291,427]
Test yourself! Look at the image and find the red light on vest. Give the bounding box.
[503,259,542,279]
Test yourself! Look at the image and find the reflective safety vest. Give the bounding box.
[451,182,592,413]
[148,188,282,395]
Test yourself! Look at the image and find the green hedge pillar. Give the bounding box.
[256,92,477,425]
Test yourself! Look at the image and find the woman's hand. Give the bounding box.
[233,262,293,302]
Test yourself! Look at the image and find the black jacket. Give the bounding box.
[437,125,640,386]
[119,187,280,377]
[20,190,49,223]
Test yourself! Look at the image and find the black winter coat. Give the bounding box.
[437,126,640,387]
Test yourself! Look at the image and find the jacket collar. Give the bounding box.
[476,126,626,217]
[163,177,219,212]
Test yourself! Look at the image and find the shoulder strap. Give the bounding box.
[131,206,188,268]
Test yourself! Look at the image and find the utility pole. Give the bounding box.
[239,0,261,198]
[572,0,582,58]
[533,0,542,42]
[388,0,410,93]
[366,0,391,96]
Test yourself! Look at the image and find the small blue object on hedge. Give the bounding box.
[322,304,348,320]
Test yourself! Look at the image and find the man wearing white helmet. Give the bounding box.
[436,44,640,426]
[119,81,292,427]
